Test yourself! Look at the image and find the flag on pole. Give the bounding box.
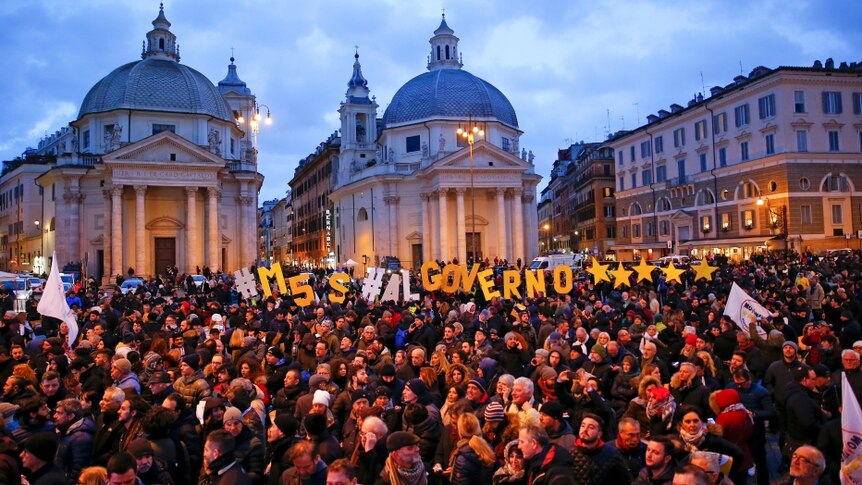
[37,252,79,347]
[722,282,768,339]
[842,374,862,484]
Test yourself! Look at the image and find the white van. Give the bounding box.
[653,255,692,267]
[529,254,581,271]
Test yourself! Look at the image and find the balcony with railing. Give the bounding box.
[666,175,693,187]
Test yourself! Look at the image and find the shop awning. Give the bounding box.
[680,235,779,247]
[610,241,670,251]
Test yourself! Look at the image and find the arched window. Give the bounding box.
[822,174,850,192]
[357,208,368,221]
[631,203,643,216]
[49,217,55,231]
[437,46,441,61]
[445,45,450,59]
[697,191,715,206]
[159,38,164,51]
[657,198,672,212]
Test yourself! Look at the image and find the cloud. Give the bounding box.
[0,101,76,153]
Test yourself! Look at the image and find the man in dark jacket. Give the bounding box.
[266,413,300,485]
[632,436,675,485]
[21,432,66,485]
[53,398,95,484]
[128,438,174,485]
[730,368,776,485]
[201,429,251,485]
[570,414,632,484]
[782,366,823,459]
[517,424,572,485]
[280,440,327,485]
[223,407,265,483]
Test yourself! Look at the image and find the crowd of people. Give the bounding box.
[0,249,856,485]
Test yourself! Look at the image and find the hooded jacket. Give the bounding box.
[56,415,96,483]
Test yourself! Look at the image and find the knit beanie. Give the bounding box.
[312,389,331,407]
[483,401,505,423]
[24,433,57,463]
[590,344,606,359]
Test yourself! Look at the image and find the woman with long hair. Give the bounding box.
[430,350,451,388]
[448,413,496,485]
[238,359,270,406]
[445,363,474,388]
[440,384,466,426]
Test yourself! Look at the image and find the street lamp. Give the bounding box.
[542,223,550,253]
[237,101,273,150]
[457,119,484,263]
[573,230,579,253]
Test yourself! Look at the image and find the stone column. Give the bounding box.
[64,191,82,266]
[236,194,254,268]
[496,188,508,261]
[384,196,400,257]
[185,187,198,273]
[421,193,431,263]
[207,187,220,272]
[455,188,466,263]
[134,185,147,277]
[513,188,524,263]
[523,191,537,259]
[102,190,112,285]
[437,189,449,262]
[111,186,123,278]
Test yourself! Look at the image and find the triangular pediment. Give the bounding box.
[429,140,532,171]
[670,209,695,221]
[103,130,226,166]
[146,216,185,230]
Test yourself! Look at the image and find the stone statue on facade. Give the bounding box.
[388,147,395,163]
[421,142,429,158]
[512,137,519,154]
[208,128,222,155]
[521,148,527,160]
[528,150,535,163]
[439,132,446,153]
[111,125,122,148]
[356,123,366,143]
[70,131,79,153]
[376,145,383,162]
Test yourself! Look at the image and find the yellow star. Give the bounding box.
[633,258,654,283]
[587,257,611,283]
[611,264,633,289]
[661,262,686,284]
[691,259,718,281]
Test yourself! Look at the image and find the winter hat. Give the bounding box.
[386,431,420,452]
[540,366,558,381]
[380,364,396,377]
[112,358,131,374]
[406,378,429,400]
[504,332,517,342]
[483,401,506,423]
[24,433,58,463]
[685,334,698,346]
[534,349,549,360]
[211,314,224,324]
[467,378,486,395]
[590,344,606,359]
[312,389,331,407]
[304,413,327,435]
[274,413,300,436]
[480,309,490,319]
[539,401,564,421]
[783,340,799,352]
[309,374,329,389]
[267,346,284,359]
[548,332,562,343]
[649,386,671,401]
[127,438,155,458]
[714,389,741,410]
[223,407,243,424]
[182,353,200,371]
[242,336,257,346]
[350,389,369,403]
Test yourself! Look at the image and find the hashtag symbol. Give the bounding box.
[234,268,259,300]
[361,267,385,301]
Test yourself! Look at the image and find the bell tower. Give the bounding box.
[337,49,379,185]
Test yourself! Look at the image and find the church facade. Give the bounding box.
[0,6,263,280]
[331,17,541,269]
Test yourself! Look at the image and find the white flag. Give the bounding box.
[37,252,79,346]
[842,374,862,484]
[722,282,767,339]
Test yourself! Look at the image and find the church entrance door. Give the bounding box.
[154,237,176,276]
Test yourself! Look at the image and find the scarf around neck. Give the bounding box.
[384,455,428,485]
[678,424,707,450]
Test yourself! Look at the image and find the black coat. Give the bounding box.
[521,444,573,485]
[782,381,823,448]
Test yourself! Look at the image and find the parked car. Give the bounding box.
[381,256,402,274]
[120,277,145,295]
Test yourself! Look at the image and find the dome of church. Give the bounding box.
[381,16,517,129]
[77,4,234,123]
[78,58,235,122]
[382,68,518,128]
